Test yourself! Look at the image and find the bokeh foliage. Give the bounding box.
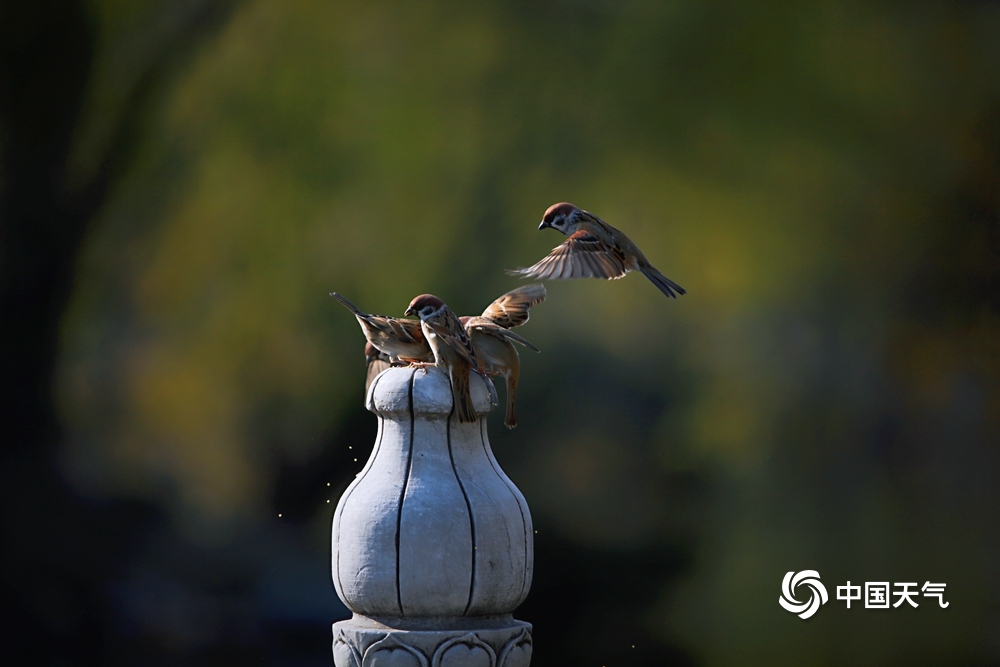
[40,0,1000,664]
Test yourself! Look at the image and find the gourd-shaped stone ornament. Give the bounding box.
[332,366,533,667]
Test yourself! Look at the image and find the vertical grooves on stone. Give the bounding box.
[449,411,477,615]
[333,371,387,602]
[481,418,530,604]
[394,368,417,616]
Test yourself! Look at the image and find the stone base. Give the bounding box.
[332,614,532,667]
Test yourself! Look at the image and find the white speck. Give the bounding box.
[354,458,358,462]
[278,513,282,518]
[327,482,331,487]
[326,500,331,503]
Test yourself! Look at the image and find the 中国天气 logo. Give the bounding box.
[779,571,949,619]
[779,570,829,619]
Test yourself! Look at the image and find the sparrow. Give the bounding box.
[507,202,686,299]
[336,287,545,415]
[460,283,546,429]
[330,292,431,364]
[364,342,392,396]
[405,294,479,423]
[461,317,539,429]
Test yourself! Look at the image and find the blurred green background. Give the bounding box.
[3,0,1000,665]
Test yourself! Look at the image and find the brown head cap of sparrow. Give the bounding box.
[405,294,479,423]
[363,342,392,397]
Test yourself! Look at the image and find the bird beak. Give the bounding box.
[538,220,549,230]
[404,306,415,316]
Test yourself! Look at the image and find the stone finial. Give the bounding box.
[332,366,533,666]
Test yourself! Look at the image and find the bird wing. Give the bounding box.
[480,283,547,328]
[506,230,628,280]
[424,316,478,366]
[382,317,424,345]
[465,317,541,353]
[331,293,425,344]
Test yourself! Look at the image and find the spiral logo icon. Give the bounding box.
[779,570,829,619]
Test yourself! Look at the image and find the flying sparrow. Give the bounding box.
[508,202,686,299]
[460,283,545,429]
[330,292,431,364]
[405,294,480,424]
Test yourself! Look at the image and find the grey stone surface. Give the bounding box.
[333,615,532,667]
[332,366,533,665]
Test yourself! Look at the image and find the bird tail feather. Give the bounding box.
[504,373,518,429]
[639,266,686,299]
[452,367,478,423]
[330,292,367,317]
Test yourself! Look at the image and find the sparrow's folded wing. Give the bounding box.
[382,317,424,344]
[424,318,478,366]
[465,318,541,353]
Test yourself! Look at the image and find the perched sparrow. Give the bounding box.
[330,292,431,364]
[336,287,545,414]
[364,342,392,397]
[461,316,540,429]
[405,294,479,423]
[460,283,546,429]
[508,202,686,299]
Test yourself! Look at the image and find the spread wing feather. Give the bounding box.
[480,284,546,329]
[506,231,628,281]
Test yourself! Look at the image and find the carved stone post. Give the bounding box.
[332,366,533,667]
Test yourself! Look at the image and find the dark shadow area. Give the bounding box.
[520,530,697,667]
